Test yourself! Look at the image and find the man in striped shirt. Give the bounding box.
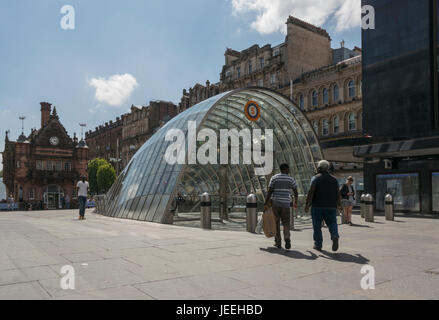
[264,163,298,250]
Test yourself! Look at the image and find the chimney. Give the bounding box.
[40,102,52,128]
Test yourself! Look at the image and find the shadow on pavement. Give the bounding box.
[349,223,372,228]
[319,250,370,264]
[260,247,318,260]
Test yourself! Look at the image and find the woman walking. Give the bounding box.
[340,176,355,226]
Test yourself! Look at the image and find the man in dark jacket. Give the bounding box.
[305,160,342,252]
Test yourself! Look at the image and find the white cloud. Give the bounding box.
[229,0,361,34]
[88,104,107,114]
[88,73,138,107]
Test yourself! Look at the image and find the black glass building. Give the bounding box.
[355,0,439,213]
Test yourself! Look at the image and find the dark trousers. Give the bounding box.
[272,205,291,245]
[311,207,339,248]
[79,196,87,217]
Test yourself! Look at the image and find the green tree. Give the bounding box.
[88,158,108,194]
[97,163,116,193]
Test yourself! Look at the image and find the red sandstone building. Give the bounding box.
[2,102,89,209]
[86,100,177,171]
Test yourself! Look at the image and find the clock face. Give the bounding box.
[49,136,59,146]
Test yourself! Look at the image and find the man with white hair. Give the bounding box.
[305,160,342,252]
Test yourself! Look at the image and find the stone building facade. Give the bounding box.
[2,102,89,209]
[85,118,123,174]
[86,100,177,170]
[178,15,365,191]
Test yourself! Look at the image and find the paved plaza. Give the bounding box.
[0,209,438,300]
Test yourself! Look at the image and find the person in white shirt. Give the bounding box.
[76,176,89,220]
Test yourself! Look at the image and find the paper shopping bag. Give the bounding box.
[262,207,277,238]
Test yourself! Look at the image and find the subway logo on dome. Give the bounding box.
[244,101,261,122]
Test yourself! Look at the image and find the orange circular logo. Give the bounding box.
[244,101,261,122]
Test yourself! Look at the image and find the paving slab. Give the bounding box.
[0,209,438,300]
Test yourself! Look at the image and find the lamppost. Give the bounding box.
[79,123,87,140]
[19,116,26,134]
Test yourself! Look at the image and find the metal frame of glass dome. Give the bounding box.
[99,88,323,224]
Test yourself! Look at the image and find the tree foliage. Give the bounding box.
[88,158,109,194]
[97,164,116,193]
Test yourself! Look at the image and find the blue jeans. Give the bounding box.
[311,207,339,248]
[79,196,87,217]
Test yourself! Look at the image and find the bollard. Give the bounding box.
[246,194,258,233]
[360,194,366,219]
[385,194,394,221]
[200,192,211,229]
[365,194,374,222]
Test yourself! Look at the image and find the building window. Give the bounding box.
[273,48,280,56]
[258,79,264,87]
[299,94,304,110]
[271,74,276,84]
[237,67,241,78]
[29,189,35,200]
[55,161,62,171]
[322,119,329,136]
[333,116,340,134]
[333,84,339,102]
[36,160,44,170]
[46,161,52,171]
[348,80,356,97]
[323,88,329,105]
[248,61,252,74]
[348,113,357,131]
[259,58,264,69]
[312,121,318,134]
[16,161,20,168]
[312,90,318,107]
[376,174,420,212]
[226,70,232,78]
[65,162,72,172]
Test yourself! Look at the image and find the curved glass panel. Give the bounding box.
[101,88,323,223]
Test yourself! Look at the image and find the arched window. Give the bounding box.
[333,84,339,102]
[323,88,329,105]
[299,94,304,110]
[333,116,340,134]
[348,80,355,97]
[348,113,357,131]
[322,119,329,136]
[312,90,318,106]
[312,121,318,134]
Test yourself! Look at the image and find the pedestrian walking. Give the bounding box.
[305,160,342,252]
[65,194,70,209]
[340,176,355,226]
[76,177,89,220]
[264,163,298,250]
[7,193,15,211]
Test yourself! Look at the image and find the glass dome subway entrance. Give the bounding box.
[98,88,323,224]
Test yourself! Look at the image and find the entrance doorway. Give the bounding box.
[43,185,64,210]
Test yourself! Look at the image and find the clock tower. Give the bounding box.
[1,102,89,210]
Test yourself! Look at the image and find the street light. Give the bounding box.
[79,123,87,140]
[19,116,26,134]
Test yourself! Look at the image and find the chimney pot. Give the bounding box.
[40,102,52,128]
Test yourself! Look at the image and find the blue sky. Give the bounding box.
[0,0,361,169]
